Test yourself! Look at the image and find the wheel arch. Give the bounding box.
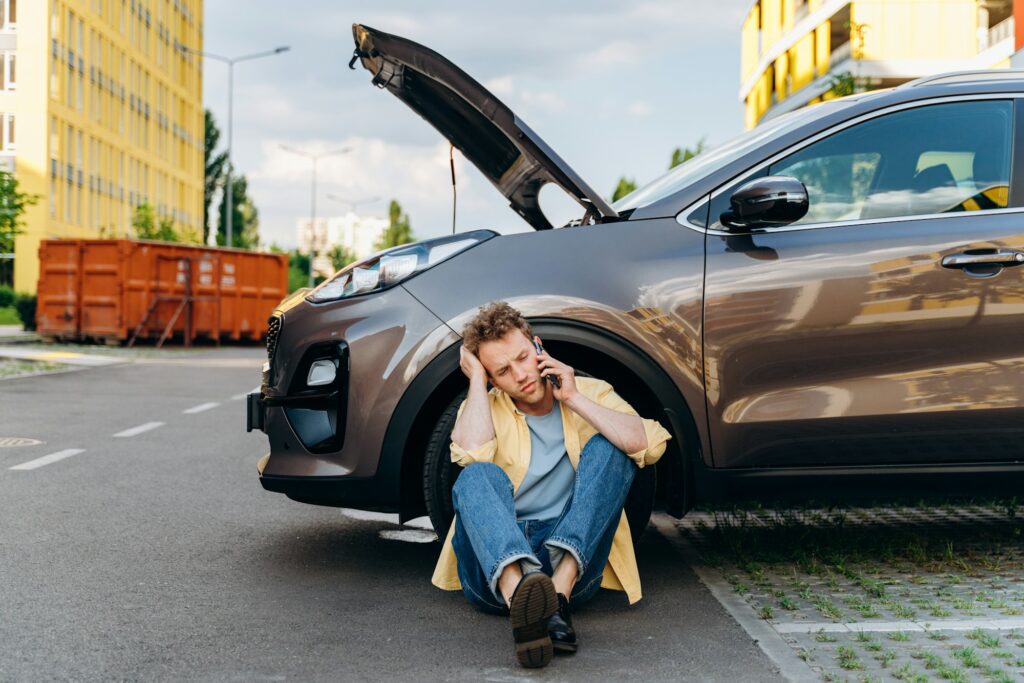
[532,319,700,517]
[382,318,702,522]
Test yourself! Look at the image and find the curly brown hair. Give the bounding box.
[462,301,533,355]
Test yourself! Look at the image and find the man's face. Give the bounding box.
[477,329,546,405]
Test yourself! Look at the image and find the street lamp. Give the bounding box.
[183,44,290,248]
[325,194,381,213]
[280,145,353,287]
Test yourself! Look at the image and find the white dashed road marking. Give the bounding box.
[232,387,260,400]
[10,448,87,471]
[113,421,165,438]
[183,402,219,414]
[341,508,400,524]
[378,529,437,543]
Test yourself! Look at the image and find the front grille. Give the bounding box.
[266,314,282,364]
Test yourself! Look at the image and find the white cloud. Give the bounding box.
[483,75,515,97]
[627,101,653,117]
[204,1,748,250]
[247,137,516,248]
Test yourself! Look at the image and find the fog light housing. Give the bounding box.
[307,359,338,387]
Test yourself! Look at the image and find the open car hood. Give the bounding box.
[351,24,618,230]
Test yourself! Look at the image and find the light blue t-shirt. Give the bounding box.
[514,400,575,521]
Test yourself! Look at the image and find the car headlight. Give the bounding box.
[306,229,497,303]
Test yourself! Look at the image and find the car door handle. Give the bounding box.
[941,249,1024,268]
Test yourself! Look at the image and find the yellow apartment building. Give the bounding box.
[741,0,1019,129]
[4,0,204,293]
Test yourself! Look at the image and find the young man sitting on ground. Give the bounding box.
[431,301,672,668]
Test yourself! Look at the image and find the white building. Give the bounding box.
[296,212,389,278]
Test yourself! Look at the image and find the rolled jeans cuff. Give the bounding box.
[545,538,585,577]
[488,553,541,604]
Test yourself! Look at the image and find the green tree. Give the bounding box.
[132,202,182,242]
[216,174,260,249]
[669,138,707,169]
[373,200,415,251]
[611,177,637,202]
[204,109,228,245]
[829,71,857,98]
[132,202,157,239]
[0,171,39,285]
[287,249,310,293]
[328,243,356,272]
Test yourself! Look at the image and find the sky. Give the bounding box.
[201,1,750,249]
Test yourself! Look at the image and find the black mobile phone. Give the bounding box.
[532,339,561,389]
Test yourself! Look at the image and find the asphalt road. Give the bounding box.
[0,348,781,682]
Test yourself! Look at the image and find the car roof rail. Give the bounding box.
[898,69,1024,89]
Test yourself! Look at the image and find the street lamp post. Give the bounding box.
[280,146,352,287]
[325,194,381,213]
[184,45,290,248]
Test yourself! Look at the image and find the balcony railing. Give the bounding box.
[986,17,1014,49]
[831,40,852,65]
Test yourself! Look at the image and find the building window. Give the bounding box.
[1,113,15,152]
[0,0,16,31]
[49,117,58,217]
[1,51,14,91]
[65,125,73,224]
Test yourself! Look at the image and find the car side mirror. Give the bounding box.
[720,175,809,230]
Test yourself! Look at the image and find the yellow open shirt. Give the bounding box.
[431,376,672,604]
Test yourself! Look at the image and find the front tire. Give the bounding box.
[422,391,657,543]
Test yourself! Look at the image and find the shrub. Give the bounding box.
[14,292,35,330]
[0,284,13,307]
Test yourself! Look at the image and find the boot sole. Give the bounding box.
[509,573,557,668]
[553,640,578,654]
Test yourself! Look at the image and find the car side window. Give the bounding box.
[767,100,1013,226]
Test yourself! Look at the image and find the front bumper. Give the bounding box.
[250,285,459,507]
[247,392,265,433]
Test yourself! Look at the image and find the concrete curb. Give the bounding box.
[651,514,820,683]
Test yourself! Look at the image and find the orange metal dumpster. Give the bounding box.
[36,239,289,345]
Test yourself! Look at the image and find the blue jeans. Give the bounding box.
[450,434,637,614]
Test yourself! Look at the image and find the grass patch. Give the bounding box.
[921,650,944,670]
[815,629,837,643]
[966,629,1001,648]
[889,631,912,641]
[778,595,798,611]
[844,595,881,618]
[759,605,774,620]
[883,598,918,619]
[811,594,844,620]
[836,645,864,670]
[981,667,1013,683]
[892,662,928,682]
[0,306,20,325]
[922,600,953,618]
[951,647,982,668]
[0,358,66,380]
[726,575,750,595]
[875,649,897,667]
[934,663,968,682]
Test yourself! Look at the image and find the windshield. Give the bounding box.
[613,100,857,212]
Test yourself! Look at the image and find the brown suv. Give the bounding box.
[248,25,1024,536]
